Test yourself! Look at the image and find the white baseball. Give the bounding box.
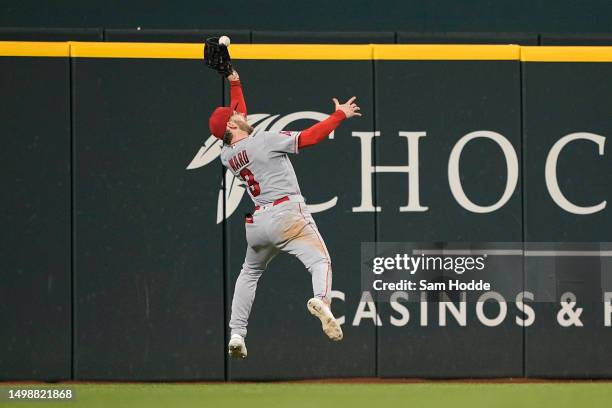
[219,36,231,46]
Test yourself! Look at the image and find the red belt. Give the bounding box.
[254,196,289,211]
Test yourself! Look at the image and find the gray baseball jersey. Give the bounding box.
[220,129,302,206]
[220,129,333,339]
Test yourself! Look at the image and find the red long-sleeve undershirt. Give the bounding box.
[231,79,345,149]
[298,110,347,149]
[230,80,247,115]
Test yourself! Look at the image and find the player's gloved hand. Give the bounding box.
[332,96,361,118]
[203,37,234,77]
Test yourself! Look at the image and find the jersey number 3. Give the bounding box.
[239,168,261,196]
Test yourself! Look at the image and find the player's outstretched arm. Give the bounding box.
[298,96,361,149]
[227,69,247,115]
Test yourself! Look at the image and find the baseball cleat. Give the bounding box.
[307,298,343,341]
[228,334,247,358]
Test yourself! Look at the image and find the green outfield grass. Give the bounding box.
[1,382,611,408]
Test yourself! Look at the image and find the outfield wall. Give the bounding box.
[1,42,611,380]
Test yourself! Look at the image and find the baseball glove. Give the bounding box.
[204,37,233,77]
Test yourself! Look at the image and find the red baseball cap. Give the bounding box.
[209,107,233,140]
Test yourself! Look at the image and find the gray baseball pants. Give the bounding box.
[229,198,332,338]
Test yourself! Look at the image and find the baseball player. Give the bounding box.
[208,69,361,358]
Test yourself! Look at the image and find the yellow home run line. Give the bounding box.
[521,46,612,62]
[230,44,373,60]
[70,42,203,59]
[373,44,520,60]
[0,41,70,57]
[2,41,612,62]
